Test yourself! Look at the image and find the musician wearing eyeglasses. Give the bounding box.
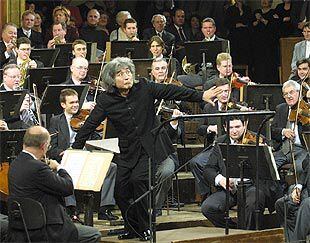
[0,23,17,68]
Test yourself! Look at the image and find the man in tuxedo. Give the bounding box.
[291,22,310,74]
[143,14,175,55]
[49,88,119,221]
[271,80,309,176]
[201,112,283,229]
[1,22,17,68]
[8,126,101,242]
[17,10,43,49]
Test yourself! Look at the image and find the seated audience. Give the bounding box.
[1,23,17,68]
[109,11,132,41]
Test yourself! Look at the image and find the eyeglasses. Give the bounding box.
[19,48,31,51]
[4,74,21,79]
[75,66,89,71]
[116,70,132,78]
[283,90,297,98]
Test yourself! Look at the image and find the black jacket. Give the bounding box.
[17,28,43,49]
[142,28,175,54]
[72,78,203,168]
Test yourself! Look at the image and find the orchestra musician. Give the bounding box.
[0,22,17,68]
[271,80,309,176]
[7,126,101,242]
[48,88,119,221]
[201,111,283,230]
[47,22,67,49]
[71,57,221,241]
[123,18,139,41]
[72,39,87,59]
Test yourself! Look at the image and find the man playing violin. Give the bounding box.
[201,111,282,229]
[272,80,309,176]
[290,58,310,102]
[48,88,119,222]
[71,57,221,241]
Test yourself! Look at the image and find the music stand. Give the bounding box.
[0,90,26,121]
[40,84,89,115]
[25,66,70,96]
[218,143,279,229]
[132,59,153,79]
[184,40,229,67]
[30,48,60,67]
[0,129,26,163]
[88,62,107,78]
[111,41,149,59]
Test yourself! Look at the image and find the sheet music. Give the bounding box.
[86,138,120,153]
[62,150,87,185]
[266,146,280,181]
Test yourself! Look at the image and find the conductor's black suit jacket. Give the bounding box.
[8,151,78,242]
[72,78,203,169]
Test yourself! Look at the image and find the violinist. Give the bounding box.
[0,22,17,68]
[271,80,309,176]
[290,58,310,102]
[201,111,282,230]
[123,18,139,41]
[72,39,87,59]
[48,88,119,222]
[7,125,101,242]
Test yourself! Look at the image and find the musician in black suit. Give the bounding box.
[48,88,119,221]
[17,10,43,49]
[143,14,175,55]
[7,126,101,242]
[71,57,221,240]
[0,23,17,69]
[201,113,283,229]
[271,80,309,176]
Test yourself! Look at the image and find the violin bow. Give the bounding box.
[94,50,107,102]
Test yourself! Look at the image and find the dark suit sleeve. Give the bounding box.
[271,104,285,143]
[35,163,74,197]
[203,143,222,186]
[48,117,64,162]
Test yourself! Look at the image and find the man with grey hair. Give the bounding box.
[143,14,175,54]
[271,79,309,176]
[110,11,132,41]
[72,57,221,241]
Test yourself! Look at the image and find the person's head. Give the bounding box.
[16,37,32,60]
[124,18,137,39]
[101,57,136,93]
[216,52,233,77]
[87,9,100,27]
[261,0,273,8]
[1,22,17,43]
[148,36,165,58]
[201,17,216,39]
[190,14,200,30]
[34,12,42,27]
[59,88,79,115]
[70,57,89,81]
[173,9,185,27]
[23,126,51,159]
[282,80,300,107]
[224,111,246,141]
[21,10,35,30]
[151,14,166,33]
[99,12,109,28]
[162,11,172,26]
[151,58,168,83]
[214,78,230,103]
[72,39,87,58]
[296,58,310,80]
[2,64,21,90]
[53,5,70,24]
[52,22,67,39]
[116,11,131,28]
[302,22,310,41]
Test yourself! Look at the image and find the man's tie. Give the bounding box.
[178,27,187,41]
[157,32,162,38]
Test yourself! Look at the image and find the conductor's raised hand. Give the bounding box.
[202,86,222,106]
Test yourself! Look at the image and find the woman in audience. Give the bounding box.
[274,0,294,37]
[98,11,110,36]
[189,14,203,41]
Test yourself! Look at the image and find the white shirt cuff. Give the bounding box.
[215,174,224,186]
[4,51,10,59]
[295,184,302,191]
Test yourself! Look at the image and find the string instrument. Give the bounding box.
[230,72,255,89]
[0,162,9,200]
[288,99,310,126]
[237,120,264,145]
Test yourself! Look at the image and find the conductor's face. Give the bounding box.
[61,95,79,115]
[114,68,133,91]
[229,119,245,141]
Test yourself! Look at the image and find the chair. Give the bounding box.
[8,197,47,242]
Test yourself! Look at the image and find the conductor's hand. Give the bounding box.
[219,177,235,191]
[203,86,222,106]
[48,159,60,171]
[283,128,295,140]
[170,109,182,126]
[291,187,301,204]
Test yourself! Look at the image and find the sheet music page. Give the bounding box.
[61,150,88,187]
[77,151,114,191]
[266,146,280,180]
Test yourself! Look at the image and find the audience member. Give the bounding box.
[1,23,17,68]
[109,11,131,41]
[123,18,139,41]
[32,12,43,34]
[98,11,110,36]
[189,14,203,41]
[78,0,104,22]
[274,0,295,37]
[290,0,310,36]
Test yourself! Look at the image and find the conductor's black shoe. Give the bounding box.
[98,208,119,221]
[139,229,151,241]
[118,231,137,240]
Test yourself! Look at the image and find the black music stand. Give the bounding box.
[88,62,107,78]
[132,59,153,79]
[218,143,279,229]
[25,66,70,96]
[111,41,149,59]
[0,90,26,121]
[184,40,229,67]
[30,48,60,67]
[40,84,89,115]
[0,129,26,163]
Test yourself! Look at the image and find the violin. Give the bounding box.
[164,77,183,87]
[70,109,105,132]
[0,161,9,200]
[289,96,310,126]
[239,130,264,145]
[230,72,255,89]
